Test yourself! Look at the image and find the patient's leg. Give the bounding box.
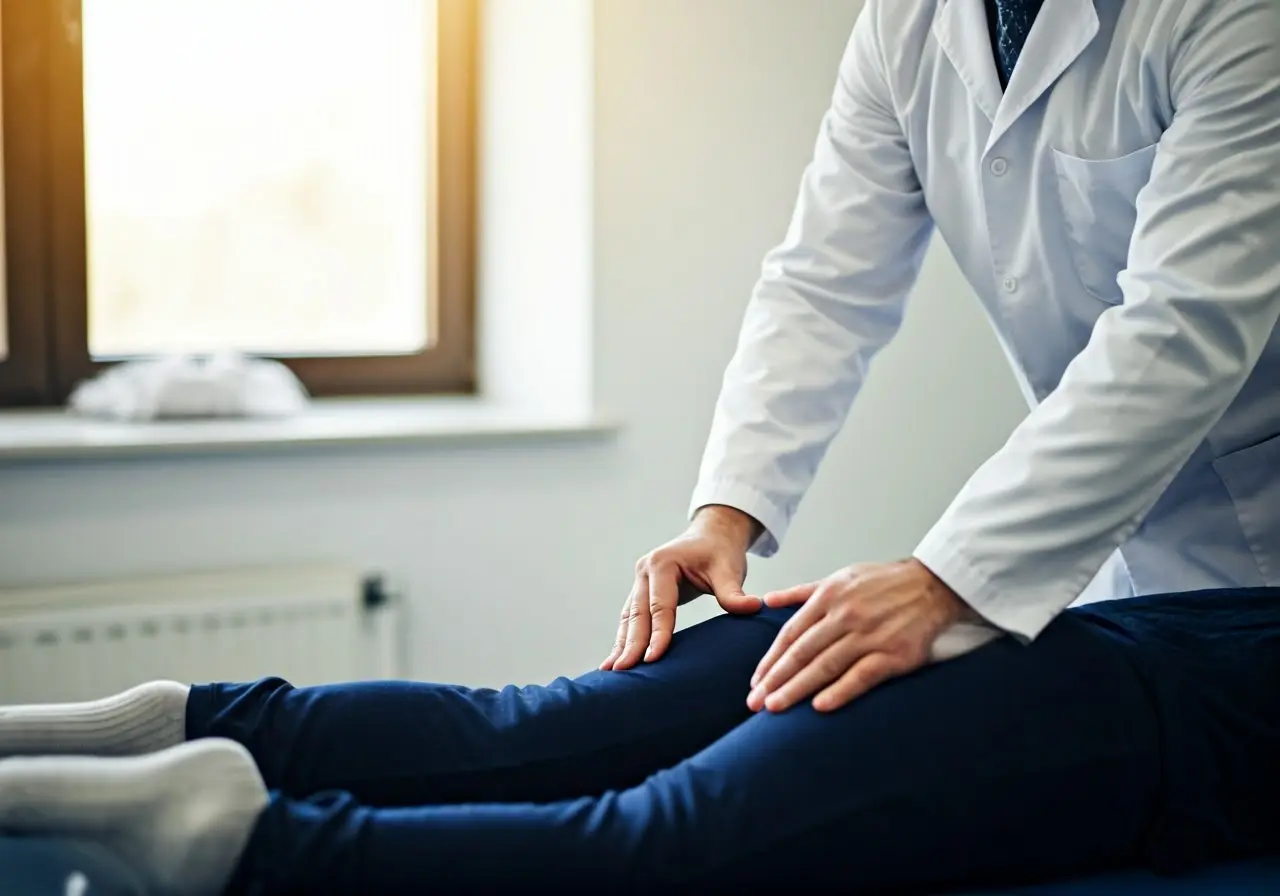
[226,606,1169,893]
[10,590,1280,893]
[0,609,783,803]
[0,602,1168,895]
[184,609,783,806]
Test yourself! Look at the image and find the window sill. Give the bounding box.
[0,398,619,462]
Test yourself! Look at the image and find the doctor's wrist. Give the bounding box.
[690,504,763,553]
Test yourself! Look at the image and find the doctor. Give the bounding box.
[612,0,1280,703]
[0,0,1278,893]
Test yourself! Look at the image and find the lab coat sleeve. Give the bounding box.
[914,0,1280,641]
[689,2,934,556]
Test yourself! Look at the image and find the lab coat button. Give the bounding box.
[990,157,1008,176]
[1003,276,1019,293]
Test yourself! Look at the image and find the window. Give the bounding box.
[0,0,477,407]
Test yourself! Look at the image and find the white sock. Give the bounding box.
[0,738,268,896]
[0,680,189,757]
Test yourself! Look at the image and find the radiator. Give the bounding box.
[0,567,406,704]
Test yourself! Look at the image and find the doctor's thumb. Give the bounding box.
[711,574,762,615]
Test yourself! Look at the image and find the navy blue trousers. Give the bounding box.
[187,588,1280,894]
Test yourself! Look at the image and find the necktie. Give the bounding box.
[990,0,1044,87]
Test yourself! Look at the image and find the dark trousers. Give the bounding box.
[187,588,1280,894]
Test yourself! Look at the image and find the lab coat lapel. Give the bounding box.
[932,0,1003,123]
[986,0,1099,151]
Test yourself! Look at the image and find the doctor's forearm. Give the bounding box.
[690,3,932,557]
[914,296,1279,641]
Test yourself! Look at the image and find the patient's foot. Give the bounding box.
[0,680,188,757]
[0,737,267,896]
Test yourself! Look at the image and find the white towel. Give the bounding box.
[68,353,310,421]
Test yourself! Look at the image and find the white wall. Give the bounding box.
[0,0,1025,688]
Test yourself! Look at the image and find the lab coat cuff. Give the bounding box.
[688,478,789,558]
[912,529,1055,644]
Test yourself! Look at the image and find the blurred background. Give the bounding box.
[0,0,1026,699]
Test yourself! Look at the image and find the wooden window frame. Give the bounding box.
[0,0,478,408]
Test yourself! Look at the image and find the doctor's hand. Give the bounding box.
[748,559,970,713]
[601,505,763,672]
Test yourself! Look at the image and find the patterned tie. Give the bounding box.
[991,0,1045,86]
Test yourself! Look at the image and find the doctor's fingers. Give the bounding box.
[762,580,821,608]
[599,590,636,670]
[747,617,845,711]
[813,651,914,712]
[644,567,680,663]
[762,635,863,713]
[750,584,834,687]
[613,576,654,671]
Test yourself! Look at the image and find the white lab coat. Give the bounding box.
[691,0,1280,644]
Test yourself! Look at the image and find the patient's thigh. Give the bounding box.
[673,614,1161,892]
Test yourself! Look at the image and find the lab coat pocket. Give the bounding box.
[1051,143,1158,304]
[1212,433,1280,586]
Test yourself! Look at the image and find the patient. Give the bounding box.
[2,579,1280,895]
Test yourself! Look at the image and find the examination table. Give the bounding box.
[3,835,1280,894]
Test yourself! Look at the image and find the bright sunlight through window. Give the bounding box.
[82,0,434,358]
